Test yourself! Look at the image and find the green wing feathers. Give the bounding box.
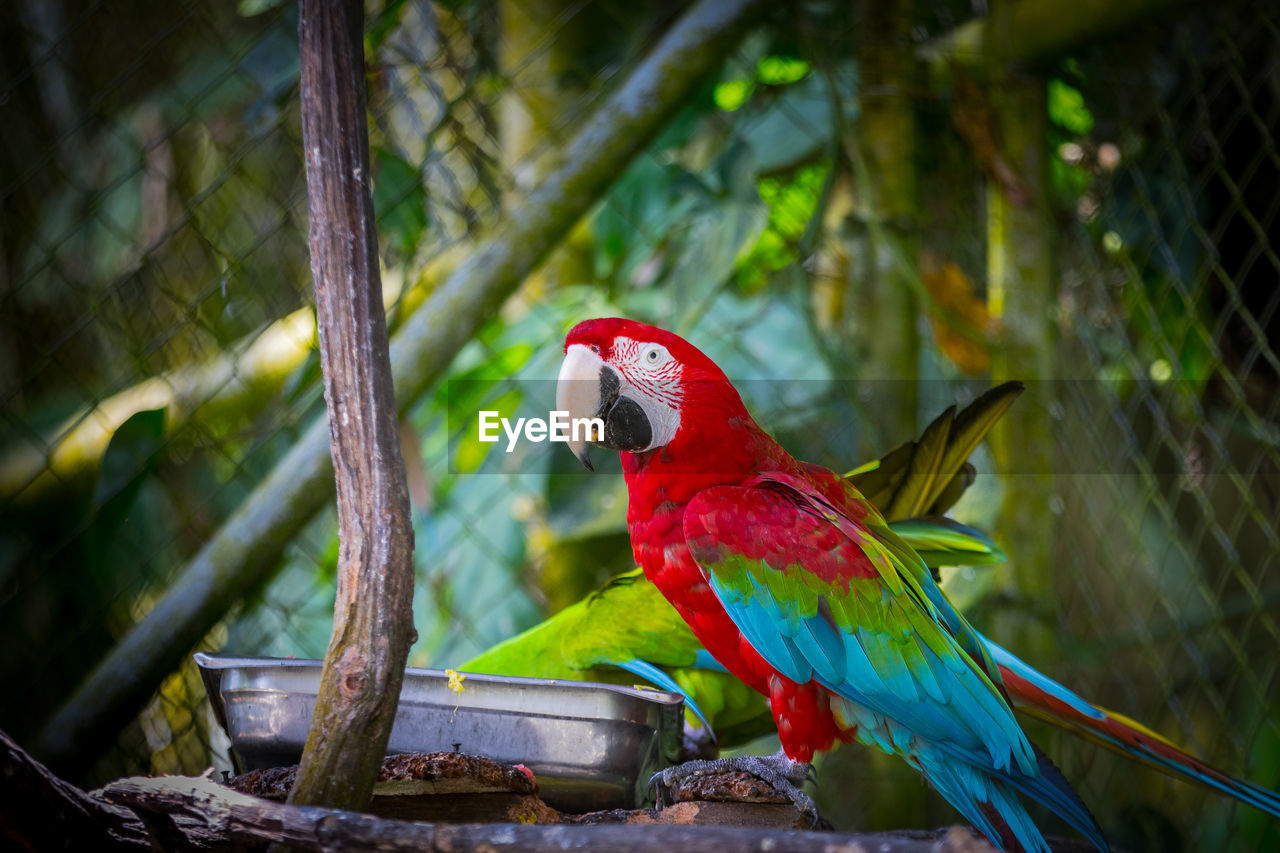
[848,381,1024,519]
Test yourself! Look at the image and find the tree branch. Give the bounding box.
[99,771,992,853]
[921,0,1191,68]
[0,728,155,851]
[285,0,416,811]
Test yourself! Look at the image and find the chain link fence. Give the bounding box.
[1,1,1277,851]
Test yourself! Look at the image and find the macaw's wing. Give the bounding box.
[683,470,1035,777]
[847,381,1024,519]
[570,569,703,669]
[891,517,1006,568]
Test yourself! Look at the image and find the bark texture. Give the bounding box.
[287,0,416,813]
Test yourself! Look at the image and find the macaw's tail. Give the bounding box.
[987,637,1280,820]
[916,739,1109,853]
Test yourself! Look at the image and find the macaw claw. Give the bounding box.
[647,747,822,827]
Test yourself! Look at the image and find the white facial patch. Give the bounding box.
[612,335,683,451]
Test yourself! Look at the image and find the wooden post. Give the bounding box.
[288,0,416,811]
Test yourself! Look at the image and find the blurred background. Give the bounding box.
[1,0,1277,850]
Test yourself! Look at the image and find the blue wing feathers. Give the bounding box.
[793,615,845,684]
[691,649,730,672]
[687,477,1108,853]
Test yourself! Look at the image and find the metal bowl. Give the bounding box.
[195,653,684,812]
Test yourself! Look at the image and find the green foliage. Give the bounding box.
[738,161,830,290]
[1048,79,1094,135]
[713,79,754,112]
[372,147,428,261]
[757,56,811,86]
[715,54,814,111]
[86,408,168,564]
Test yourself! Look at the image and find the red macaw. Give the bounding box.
[556,317,1105,852]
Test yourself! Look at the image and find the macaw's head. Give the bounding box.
[556,317,748,470]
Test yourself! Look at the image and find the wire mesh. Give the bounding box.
[0,1,1276,851]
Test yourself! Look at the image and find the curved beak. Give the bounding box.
[556,344,606,471]
[556,344,657,470]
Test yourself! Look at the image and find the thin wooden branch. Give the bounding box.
[36,0,767,777]
[287,0,416,811]
[99,771,995,853]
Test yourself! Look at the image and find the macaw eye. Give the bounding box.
[643,345,667,366]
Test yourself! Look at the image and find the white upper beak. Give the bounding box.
[556,344,607,470]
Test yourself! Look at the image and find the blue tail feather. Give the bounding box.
[615,658,715,737]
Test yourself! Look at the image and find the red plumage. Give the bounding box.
[566,317,867,760]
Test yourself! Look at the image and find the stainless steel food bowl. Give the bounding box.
[195,653,684,812]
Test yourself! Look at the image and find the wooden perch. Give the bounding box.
[37,0,767,777]
[99,771,995,852]
[287,0,416,812]
[2,729,1109,853]
[107,774,1002,852]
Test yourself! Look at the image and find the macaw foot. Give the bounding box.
[648,748,820,825]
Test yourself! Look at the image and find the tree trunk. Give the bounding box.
[287,0,416,812]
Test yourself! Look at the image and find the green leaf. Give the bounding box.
[714,79,754,112]
[92,408,167,515]
[372,146,428,259]
[1048,79,1094,135]
[757,56,810,86]
[84,408,168,565]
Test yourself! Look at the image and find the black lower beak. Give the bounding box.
[592,366,653,453]
[601,395,653,452]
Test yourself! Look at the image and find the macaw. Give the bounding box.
[464,564,1280,825]
[467,361,1280,834]
[464,382,1021,746]
[553,316,1268,852]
